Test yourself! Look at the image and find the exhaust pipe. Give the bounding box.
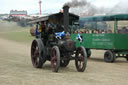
[63,5,69,33]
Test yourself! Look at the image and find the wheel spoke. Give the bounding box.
[81,55,84,61]
[34,50,39,56]
[51,49,57,69]
[35,57,39,65]
[32,47,36,50]
[78,61,81,68]
[51,56,56,61]
[78,56,84,69]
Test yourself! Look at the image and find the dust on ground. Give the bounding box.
[0,37,128,85]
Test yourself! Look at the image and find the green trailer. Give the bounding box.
[71,14,128,62]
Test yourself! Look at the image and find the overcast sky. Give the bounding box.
[0,0,125,14]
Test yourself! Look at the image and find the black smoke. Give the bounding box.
[64,0,89,8]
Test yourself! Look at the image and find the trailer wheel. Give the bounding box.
[75,46,87,72]
[126,58,128,61]
[126,54,128,61]
[104,50,116,63]
[87,49,91,58]
[51,46,60,72]
[31,39,46,68]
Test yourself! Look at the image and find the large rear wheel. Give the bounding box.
[75,46,87,72]
[31,39,46,68]
[104,50,116,63]
[51,46,60,72]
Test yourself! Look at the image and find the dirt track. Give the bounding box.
[0,37,128,85]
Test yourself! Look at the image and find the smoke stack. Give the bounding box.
[63,5,69,33]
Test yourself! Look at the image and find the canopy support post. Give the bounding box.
[114,19,118,33]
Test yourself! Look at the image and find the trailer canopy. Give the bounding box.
[80,14,128,22]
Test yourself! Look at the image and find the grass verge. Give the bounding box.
[0,29,34,44]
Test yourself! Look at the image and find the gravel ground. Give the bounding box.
[0,38,128,85]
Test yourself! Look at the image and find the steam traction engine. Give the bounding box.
[30,6,87,72]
